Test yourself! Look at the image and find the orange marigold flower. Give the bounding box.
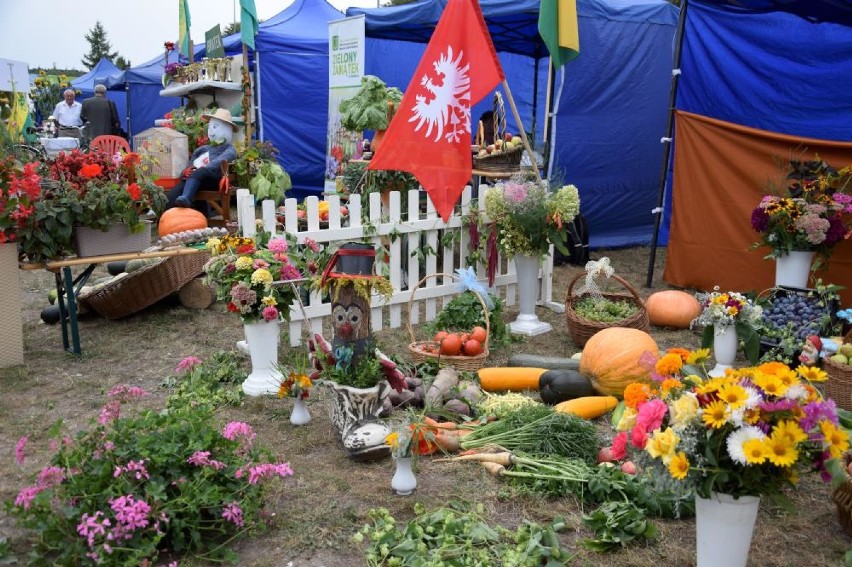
[660,378,682,396]
[623,383,650,409]
[757,361,789,376]
[655,353,683,376]
[667,348,691,361]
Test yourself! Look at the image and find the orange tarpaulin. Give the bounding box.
[664,110,852,305]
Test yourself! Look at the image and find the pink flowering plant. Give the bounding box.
[203,233,303,322]
[8,383,293,565]
[483,172,580,258]
[751,158,851,266]
[606,348,848,500]
[162,351,245,410]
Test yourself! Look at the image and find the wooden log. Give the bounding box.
[178,277,216,310]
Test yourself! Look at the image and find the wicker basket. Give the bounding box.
[406,273,490,371]
[472,92,523,175]
[824,332,852,411]
[831,453,852,535]
[81,250,211,319]
[564,273,649,347]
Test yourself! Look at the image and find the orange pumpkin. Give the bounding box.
[580,327,659,397]
[645,290,701,329]
[158,207,208,237]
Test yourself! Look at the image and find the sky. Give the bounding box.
[0,0,382,72]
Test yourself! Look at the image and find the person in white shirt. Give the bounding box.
[53,89,83,139]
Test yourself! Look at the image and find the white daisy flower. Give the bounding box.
[726,425,766,466]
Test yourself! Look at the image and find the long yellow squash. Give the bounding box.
[477,367,547,391]
[554,396,619,420]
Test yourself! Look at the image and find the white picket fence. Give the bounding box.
[265,186,556,347]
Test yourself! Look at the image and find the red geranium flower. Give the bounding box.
[126,183,142,201]
[227,302,239,312]
[80,163,103,179]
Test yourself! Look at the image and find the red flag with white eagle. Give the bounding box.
[367,0,505,221]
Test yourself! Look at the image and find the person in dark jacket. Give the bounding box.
[166,108,238,214]
[80,85,120,140]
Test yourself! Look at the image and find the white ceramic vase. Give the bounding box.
[709,324,737,377]
[290,397,311,426]
[774,250,814,289]
[242,319,283,396]
[391,456,417,495]
[695,492,760,567]
[509,253,552,336]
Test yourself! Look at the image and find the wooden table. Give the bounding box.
[21,247,206,355]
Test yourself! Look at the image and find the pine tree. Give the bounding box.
[81,21,119,69]
[114,56,131,70]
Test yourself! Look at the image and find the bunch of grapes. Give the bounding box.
[760,292,832,343]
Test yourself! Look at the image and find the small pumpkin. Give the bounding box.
[646,290,701,329]
[538,369,595,405]
[580,327,659,397]
[158,207,208,237]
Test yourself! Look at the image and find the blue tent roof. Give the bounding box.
[71,58,124,96]
[347,0,675,59]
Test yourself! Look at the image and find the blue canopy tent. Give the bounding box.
[71,58,128,133]
[652,0,852,300]
[347,0,678,248]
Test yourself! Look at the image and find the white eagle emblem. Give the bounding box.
[409,46,471,143]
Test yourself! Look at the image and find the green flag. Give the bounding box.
[538,0,580,68]
[240,0,259,50]
[179,0,192,58]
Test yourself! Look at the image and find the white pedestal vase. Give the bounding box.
[709,324,737,377]
[242,319,283,396]
[391,456,417,495]
[695,492,760,567]
[509,253,552,336]
[774,250,814,289]
[289,397,311,425]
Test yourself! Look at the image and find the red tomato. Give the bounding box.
[463,339,482,357]
[433,331,449,343]
[470,326,487,344]
[440,334,462,356]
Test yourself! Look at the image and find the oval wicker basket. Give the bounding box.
[831,452,852,535]
[406,272,490,371]
[564,273,649,347]
[824,333,852,411]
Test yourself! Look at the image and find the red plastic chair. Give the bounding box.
[89,135,131,156]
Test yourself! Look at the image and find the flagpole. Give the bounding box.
[501,79,543,183]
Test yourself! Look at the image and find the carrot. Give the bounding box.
[433,431,462,453]
[434,451,515,466]
[423,417,458,430]
[481,462,506,476]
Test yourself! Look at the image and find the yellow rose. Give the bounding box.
[645,428,680,464]
[669,392,699,428]
[616,406,638,431]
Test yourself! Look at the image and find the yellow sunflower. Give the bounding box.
[701,400,729,429]
[772,420,807,445]
[742,438,767,464]
[752,372,788,397]
[821,420,850,459]
[668,452,690,480]
[796,365,828,383]
[716,383,748,409]
[765,432,799,467]
[686,348,711,365]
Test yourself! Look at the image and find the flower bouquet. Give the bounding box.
[751,158,851,267]
[693,287,763,362]
[0,157,41,246]
[203,234,303,323]
[613,349,847,498]
[277,365,313,425]
[483,173,580,259]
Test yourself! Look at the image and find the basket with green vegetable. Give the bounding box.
[564,261,649,347]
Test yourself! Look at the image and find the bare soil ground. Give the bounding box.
[1,247,849,566]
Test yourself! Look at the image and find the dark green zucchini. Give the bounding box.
[538,369,595,405]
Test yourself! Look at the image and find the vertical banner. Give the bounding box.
[325,15,365,193]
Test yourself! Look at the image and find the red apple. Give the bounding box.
[597,446,615,464]
[296,210,307,219]
[620,461,636,475]
[340,206,349,216]
[505,132,513,142]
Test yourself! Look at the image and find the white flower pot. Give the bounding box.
[391,456,417,495]
[774,250,814,289]
[695,492,760,567]
[242,319,283,396]
[509,253,552,336]
[289,397,311,426]
[709,324,737,377]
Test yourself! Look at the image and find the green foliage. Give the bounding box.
[162,351,245,410]
[81,21,119,70]
[426,291,511,348]
[338,75,403,133]
[585,465,694,519]
[232,140,291,203]
[573,296,639,323]
[320,344,384,389]
[582,501,658,552]
[355,501,571,567]
[170,106,213,153]
[248,160,291,203]
[7,390,293,565]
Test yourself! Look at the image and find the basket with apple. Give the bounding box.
[472,92,524,174]
[825,331,852,411]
